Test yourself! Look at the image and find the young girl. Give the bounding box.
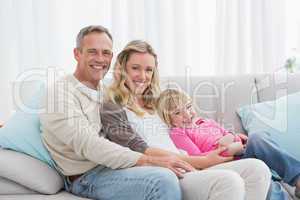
[156,88,246,157]
[156,89,300,198]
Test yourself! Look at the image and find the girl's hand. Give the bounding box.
[237,133,248,145]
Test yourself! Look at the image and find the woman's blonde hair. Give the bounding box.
[156,89,192,127]
[108,40,160,116]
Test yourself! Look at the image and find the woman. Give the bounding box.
[105,40,272,200]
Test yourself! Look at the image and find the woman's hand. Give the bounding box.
[204,147,234,168]
[136,154,195,178]
[180,147,234,169]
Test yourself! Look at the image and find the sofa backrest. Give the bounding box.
[255,72,300,102]
[14,72,299,134]
[161,74,258,133]
[161,72,300,133]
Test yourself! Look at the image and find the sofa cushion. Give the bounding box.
[0,176,36,195]
[237,91,300,160]
[0,149,64,194]
[0,191,91,200]
[0,84,55,167]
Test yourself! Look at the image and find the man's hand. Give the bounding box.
[136,155,195,178]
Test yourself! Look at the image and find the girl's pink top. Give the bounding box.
[169,118,241,156]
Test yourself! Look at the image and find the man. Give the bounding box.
[39,25,193,200]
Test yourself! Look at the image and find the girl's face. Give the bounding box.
[125,52,155,96]
[169,102,196,128]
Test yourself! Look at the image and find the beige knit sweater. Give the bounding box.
[39,74,142,176]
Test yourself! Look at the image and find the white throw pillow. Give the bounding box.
[0,176,37,195]
[0,149,63,194]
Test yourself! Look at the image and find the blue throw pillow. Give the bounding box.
[237,91,300,160]
[0,84,55,167]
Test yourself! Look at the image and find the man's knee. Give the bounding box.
[146,167,181,200]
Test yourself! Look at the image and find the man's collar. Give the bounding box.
[70,75,103,103]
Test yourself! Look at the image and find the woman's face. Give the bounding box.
[125,52,155,95]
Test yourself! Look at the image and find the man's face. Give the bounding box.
[74,32,113,88]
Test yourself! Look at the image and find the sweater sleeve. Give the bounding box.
[169,128,205,156]
[100,102,149,153]
[39,83,142,170]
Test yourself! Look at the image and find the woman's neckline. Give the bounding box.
[125,106,155,117]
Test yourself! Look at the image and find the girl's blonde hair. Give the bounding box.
[156,89,192,127]
[108,40,160,116]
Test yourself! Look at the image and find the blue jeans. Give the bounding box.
[242,132,300,199]
[65,166,181,200]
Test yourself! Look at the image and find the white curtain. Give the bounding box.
[0,0,286,121]
[215,0,286,75]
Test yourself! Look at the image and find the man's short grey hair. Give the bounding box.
[76,25,113,49]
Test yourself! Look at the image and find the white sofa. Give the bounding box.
[0,72,299,199]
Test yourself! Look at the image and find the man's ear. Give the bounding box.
[111,52,114,60]
[73,48,80,61]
